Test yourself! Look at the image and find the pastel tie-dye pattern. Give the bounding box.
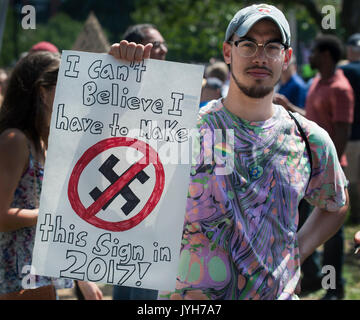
[160,99,347,300]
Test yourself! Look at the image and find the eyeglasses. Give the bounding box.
[227,39,287,59]
[150,41,168,50]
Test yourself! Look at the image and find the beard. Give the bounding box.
[230,64,279,99]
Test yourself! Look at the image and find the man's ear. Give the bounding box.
[223,41,232,65]
[282,47,293,71]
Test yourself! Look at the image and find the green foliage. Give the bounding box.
[59,0,135,43]
[19,13,83,53]
[131,0,241,63]
[130,0,331,63]
[131,0,358,63]
[0,9,17,67]
[1,0,355,66]
[0,10,83,67]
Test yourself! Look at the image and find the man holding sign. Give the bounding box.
[110,3,349,300]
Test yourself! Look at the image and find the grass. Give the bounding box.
[300,223,360,300]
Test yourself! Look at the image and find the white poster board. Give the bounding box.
[32,50,204,291]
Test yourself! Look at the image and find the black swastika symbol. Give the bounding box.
[89,154,150,216]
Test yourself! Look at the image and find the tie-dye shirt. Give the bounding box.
[160,99,347,300]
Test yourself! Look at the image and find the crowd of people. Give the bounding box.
[0,3,360,300]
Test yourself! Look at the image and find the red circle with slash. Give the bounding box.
[68,137,165,231]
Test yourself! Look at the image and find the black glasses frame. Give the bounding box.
[227,38,288,58]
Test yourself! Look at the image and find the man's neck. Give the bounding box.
[223,84,275,122]
[319,63,336,81]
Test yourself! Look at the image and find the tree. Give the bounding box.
[0,10,83,67]
[274,0,360,39]
[131,0,360,63]
[338,0,360,37]
[131,0,241,63]
[59,0,135,42]
[18,13,84,53]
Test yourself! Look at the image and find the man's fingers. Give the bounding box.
[117,40,128,60]
[144,43,153,59]
[109,40,152,62]
[125,42,137,61]
[109,43,121,59]
[134,44,146,62]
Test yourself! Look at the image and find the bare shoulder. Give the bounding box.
[0,128,29,166]
[0,128,28,150]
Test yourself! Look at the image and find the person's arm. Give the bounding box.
[354,231,360,255]
[76,281,103,300]
[0,129,38,232]
[297,188,349,265]
[273,93,306,116]
[332,122,352,160]
[109,40,153,62]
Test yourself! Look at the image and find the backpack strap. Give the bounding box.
[287,110,313,193]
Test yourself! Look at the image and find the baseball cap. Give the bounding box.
[347,33,360,47]
[30,41,59,53]
[225,4,291,47]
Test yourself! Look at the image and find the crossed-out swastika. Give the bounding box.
[68,137,165,232]
[89,154,150,216]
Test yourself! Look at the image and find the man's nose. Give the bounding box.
[252,46,267,64]
[160,43,168,53]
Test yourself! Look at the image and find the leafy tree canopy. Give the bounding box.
[0,9,83,67]
[131,0,240,63]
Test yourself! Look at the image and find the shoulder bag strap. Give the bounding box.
[287,110,313,193]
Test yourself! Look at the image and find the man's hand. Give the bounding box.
[109,40,153,62]
[273,93,306,116]
[273,93,291,110]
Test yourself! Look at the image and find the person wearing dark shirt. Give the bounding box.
[278,55,308,108]
[199,77,223,108]
[341,34,360,225]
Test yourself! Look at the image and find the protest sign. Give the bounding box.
[31,50,204,291]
